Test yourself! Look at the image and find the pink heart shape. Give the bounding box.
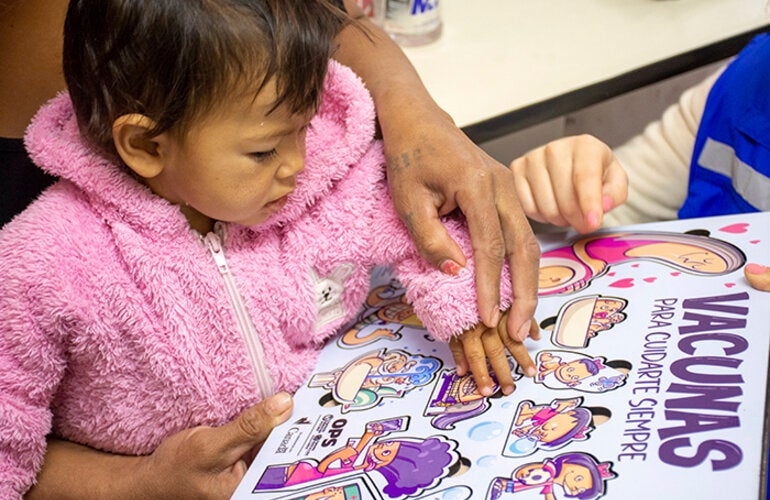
[643,277,657,283]
[607,272,616,277]
[719,223,749,234]
[671,272,681,276]
[725,283,736,288]
[751,240,760,244]
[610,278,635,288]
[631,264,640,268]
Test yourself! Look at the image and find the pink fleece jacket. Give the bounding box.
[0,61,511,496]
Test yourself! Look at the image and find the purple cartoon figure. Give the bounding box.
[255,419,458,499]
[488,452,616,500]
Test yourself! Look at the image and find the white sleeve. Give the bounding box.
[602,67,725,227]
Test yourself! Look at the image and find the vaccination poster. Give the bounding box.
[233,212,770,500]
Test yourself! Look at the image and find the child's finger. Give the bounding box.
[745,263,770,292]
[511,150,568,227]
[448,336,470,376]
[480,329,515,395]
[528,318,542,341]
[601,158,629,211]
[497,318,536,377]
[458,327,495,397]
[572,148,610,233]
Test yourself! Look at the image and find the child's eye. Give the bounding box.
[251,149,278,162]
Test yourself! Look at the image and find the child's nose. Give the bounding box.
[277,150,305,179]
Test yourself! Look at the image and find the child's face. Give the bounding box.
[145,78,314,231]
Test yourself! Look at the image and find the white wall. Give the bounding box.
[478,60,727,166]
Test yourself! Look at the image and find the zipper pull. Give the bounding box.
[204,232,229,275]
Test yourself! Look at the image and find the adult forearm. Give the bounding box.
[333,0,450,130]
[26,438,150,499]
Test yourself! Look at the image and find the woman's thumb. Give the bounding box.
[219,392,293,462]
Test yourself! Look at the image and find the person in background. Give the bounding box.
[508,33,770,293]
[1,0,546,496]
[508,32,770,499]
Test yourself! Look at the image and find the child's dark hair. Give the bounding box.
[63,0,348,161]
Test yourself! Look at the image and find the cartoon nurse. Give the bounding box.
[539,230,745,296]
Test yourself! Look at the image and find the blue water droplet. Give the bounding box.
[468,421,504,441]
[476,455,498,467]
[508,438,537,454]
[442,486,472,500]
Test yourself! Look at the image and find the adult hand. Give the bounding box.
[384,104,541,340]
[448,311,540,398]
[140,393,293,497]
[510,134,628,234]
[331,6,539,342]
[744,263,770,291]
[28,392,293,499]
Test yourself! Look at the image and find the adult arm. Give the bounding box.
[0,0,68,138]
[26,394,293,499]
[333,0,539,339]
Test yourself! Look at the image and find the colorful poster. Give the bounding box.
[234,212,770,499]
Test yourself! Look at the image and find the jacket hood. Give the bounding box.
[24,60,377,235]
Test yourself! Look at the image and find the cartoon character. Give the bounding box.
[310,264,354,328]
[505,398,593,456]
[425,367,518,430]
[255,421,458,499]
[338,279,425,349]
[488,452,616,500]
[535,351,628,393]
[540,295,628,348]
[294,484,363,500]
[309,348,441,411]
[538,230,745,296]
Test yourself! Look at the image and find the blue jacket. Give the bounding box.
[679,33,770,218]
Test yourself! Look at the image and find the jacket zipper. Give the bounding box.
[203,224,275,398]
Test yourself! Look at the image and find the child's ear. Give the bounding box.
[112,114,165,179]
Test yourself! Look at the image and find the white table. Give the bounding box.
[402,0,770,142]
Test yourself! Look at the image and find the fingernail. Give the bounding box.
[481,386,493,397]
[524,366,536,377]
[487,307,501,328]
[502,384,515,396]
[439,259,463,276]
[267,392,292,415]
[586,211,600,229]
[746,263,767,275]
[516,319,532,342]
[602,195,614,212]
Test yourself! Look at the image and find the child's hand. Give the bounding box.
[449,311,540,397]
[509,134,628,233]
